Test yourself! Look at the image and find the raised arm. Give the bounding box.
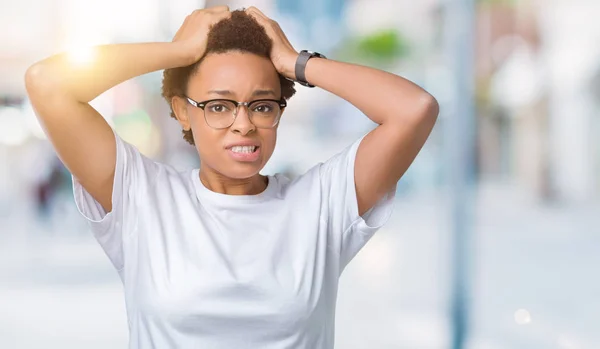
[24,6,230,212]
[247,7,439,216]
[303,60,438,215]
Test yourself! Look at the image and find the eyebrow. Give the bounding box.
[207,89,277,98]
[207,90,233,97]
[252,89,277,97]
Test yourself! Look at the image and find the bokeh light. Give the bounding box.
[66,45,97,66]
[514,308,532,325]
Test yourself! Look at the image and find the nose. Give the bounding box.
[230,104,255,135]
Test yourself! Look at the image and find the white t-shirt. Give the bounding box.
[73,130,395,349]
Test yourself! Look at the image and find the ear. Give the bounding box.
[171,96,191,131]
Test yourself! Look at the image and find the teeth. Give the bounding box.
[231,146,256,153]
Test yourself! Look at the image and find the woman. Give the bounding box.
[25,6,438,349]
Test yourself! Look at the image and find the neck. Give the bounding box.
[198,165,267,196]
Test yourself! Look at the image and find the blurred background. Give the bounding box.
[1,0,599,348]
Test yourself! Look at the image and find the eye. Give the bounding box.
[207,102,232,113]
[252,103,274,113]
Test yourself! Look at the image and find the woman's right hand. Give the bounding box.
[172,6,231,65]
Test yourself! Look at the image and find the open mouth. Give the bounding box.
[229,145,259,154]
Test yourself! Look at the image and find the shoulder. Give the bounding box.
[271,163,323,199]
[154,163,196,190]
[129,152,196,198]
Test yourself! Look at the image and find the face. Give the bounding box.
[172,51,283,180]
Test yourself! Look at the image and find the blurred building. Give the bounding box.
[475,0,600,203]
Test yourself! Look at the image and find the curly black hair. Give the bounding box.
[161,10,296,145]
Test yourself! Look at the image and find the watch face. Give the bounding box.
[302,50,327,60]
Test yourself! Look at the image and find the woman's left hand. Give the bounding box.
[245,7,299,80]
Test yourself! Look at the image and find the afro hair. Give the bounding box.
[161,10,296,145]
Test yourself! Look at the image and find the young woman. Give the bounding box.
[25,6,438,349]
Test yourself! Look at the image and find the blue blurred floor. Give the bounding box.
[0,182,598,349]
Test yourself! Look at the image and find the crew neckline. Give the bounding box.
[191,169,278,205]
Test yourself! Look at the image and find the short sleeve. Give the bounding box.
[320,135,396,272]
[72,128,154,271]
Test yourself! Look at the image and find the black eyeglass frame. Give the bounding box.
[185,96,287,129]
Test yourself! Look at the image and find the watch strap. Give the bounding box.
[295,50,326,88]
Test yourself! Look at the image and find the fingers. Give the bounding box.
[189,5,230,19]
[246,7,277,38]
[246,7,285,36]
[245,6,265,16]
[207,5,231,22]
[247,7,291,43]
[245,6,270,23]
[246,7,294,48]
[188,6,231,24]
[213,9,232,22]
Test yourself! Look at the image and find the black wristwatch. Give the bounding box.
[295,50,327,88]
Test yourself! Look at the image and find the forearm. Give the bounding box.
[303,58,437,125]
[25,42,190,103]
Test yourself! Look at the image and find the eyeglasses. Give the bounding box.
[185,96,287,129]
